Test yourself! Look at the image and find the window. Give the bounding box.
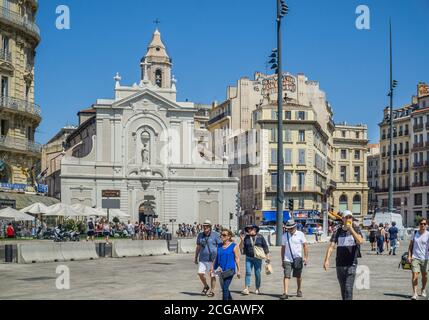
[354,150,360,160]
[298,130,305,142]
[284,129,292,142]
[271,149,277,164]
[285,172,292,191]
[298,172,305,191]
[339,195,348,212]
[298,149,306,164]
[352,195,361,215]
[1,76,8,97]
[284,149,292,164]
[0,119,8,136]
[271,197,276,208]
[297,111,306,120]
[155,69,162,87]
[340,166,347,182]
[341,131,346,138]
[414,194,423,206]
[298,197,305,209]
[356,131,360,139]
[271,172,277,188]
[2,36,9,53]
[271,111,278,120]
[270,128,277,142]
[285,111,292,120]
[341,149,347,159]
[354,167,360,182]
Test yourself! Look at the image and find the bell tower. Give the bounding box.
[141,29,172,89]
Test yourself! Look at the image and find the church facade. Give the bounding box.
[60,30,238,228]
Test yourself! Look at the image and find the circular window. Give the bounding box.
[156,47,161,52]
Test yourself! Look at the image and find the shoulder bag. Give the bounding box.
[251,235,267,260]
[287,232,303,270]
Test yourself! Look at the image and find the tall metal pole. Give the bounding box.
[388,19,394,213]
[275,0,285,246]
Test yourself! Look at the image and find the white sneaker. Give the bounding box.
[241,288,250,295]
[411,294,418,300]
[255,289,260,295]
[421,290,427,298]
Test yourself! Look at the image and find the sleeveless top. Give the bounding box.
[214,242,237,273]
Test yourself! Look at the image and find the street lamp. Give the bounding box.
[269,0,289,246]
[387,19,398,214]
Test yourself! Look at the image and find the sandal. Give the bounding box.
[207,291,215,298]
[201,286,210,296]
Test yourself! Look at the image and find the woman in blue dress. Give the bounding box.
[212,229,241,300]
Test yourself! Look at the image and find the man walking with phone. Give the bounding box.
[280,220,308,300]
[323,210,364,300]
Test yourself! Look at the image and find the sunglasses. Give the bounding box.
[420,223,427,226]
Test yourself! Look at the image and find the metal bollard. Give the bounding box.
[98,242,106,258]
[5,245,13,263]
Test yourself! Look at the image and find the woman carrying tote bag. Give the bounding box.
[239,225,270,296]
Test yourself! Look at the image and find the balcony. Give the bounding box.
[0,48,12,63]
[412,182,424,188]
[404,148,409,154]
[404,130,409,136]
[0,96,41,119]
[208,110,231,126]
[413,124,424,132]
[0,6,40,41]
[398,149,403,155]
[0,135,41,153]
[413,143,424,151]
[398,131,403,136]
[414,162,424,168]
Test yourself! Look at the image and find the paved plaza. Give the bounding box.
[0,241,419,300]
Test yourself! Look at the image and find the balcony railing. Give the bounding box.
[413,124,424,132]
[208,110,231,126]
[404,148,409,154]
[0,48,12,63]
[0,135,41,153]
[399,149,403,155]
[413,143,424,150]
[0,6,40,40]
[404,130,409,136]
[414,162,424,168]
[398,131,403,136]
[0,96,41,117]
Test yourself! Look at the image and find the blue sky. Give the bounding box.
[35,0,429,144]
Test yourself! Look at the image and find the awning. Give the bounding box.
[262,211,291,223]
[0,192,60,210]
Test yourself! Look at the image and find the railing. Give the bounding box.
[413,143,424,150]
[414,162,424,168]
[0,48,12,63]
[0,96,41,117]
[404,130,409,136]
[399,149,403,155]
[0,135,41,153]
[208,110,231,125]
[0,6,40,40]
[398,131,403,136]
[404,148,409,154]
[413,124,424,132]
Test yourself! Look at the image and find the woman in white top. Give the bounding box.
[103,220,111,244]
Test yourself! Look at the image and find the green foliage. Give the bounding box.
[64,219,77,231]
[76,221,86,233]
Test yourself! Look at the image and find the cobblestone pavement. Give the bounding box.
[0,241,421,300]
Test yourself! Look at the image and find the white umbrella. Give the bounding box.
[93,207,108,217]
[44,203,81,217]
[108,209,131,220]
[0,207,35,221]
[20,203,50,215]
[71,204,103,217]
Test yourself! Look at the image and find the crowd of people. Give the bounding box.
[367,220,399,255]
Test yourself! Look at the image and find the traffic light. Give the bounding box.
[288,199,294,212]
[268,49,279,74]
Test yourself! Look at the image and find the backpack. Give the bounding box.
[399,231,416,270]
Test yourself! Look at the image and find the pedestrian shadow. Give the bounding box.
[180,292,205,297]
[383,293,411,299]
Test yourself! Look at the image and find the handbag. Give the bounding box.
[251,235,266,260]
[265,263,273,275]
[399,231,416,270]
[220,269,235,279]
[287,232,303,270]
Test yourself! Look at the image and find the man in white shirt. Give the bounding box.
[407,218,429,300]
[280,220,308,300]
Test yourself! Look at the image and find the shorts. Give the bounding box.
[369,236,376,244]
[103,231,110,237]
[198,261,215,276]
[411,259,428,274]
[283,261,303,279]
[87,230,95,237]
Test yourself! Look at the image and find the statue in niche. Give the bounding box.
[141,131,151,165]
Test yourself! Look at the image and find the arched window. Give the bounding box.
[0,161,11,183]
[352,195,361,215]
[155,69,162,87]
[339,194,348,212]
